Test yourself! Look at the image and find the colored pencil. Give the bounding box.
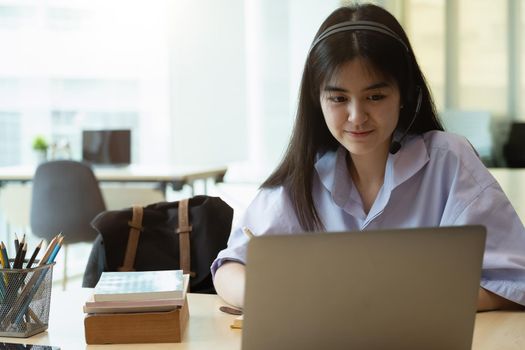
[1,242,10,268]
[47,236,64,264]
[15,243,27,269]
[25,241,43,269]
[13,240,24,270]
[0,242,6,286]
[37,235,59,267]
[0,242,5,268]
[13,233,19,253]
[10,236,64,326]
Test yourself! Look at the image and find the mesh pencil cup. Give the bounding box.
[0,261,55,337]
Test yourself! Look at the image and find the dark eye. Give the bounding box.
[368,94,385,101]
[328,96,347,103]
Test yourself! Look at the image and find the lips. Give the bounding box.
[345,130,373,136]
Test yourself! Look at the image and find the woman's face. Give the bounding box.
[320,58,401,158]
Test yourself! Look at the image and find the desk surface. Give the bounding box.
[0,289,241,349]
[0,289,523,349]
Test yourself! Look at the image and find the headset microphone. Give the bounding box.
[389,86,423,155]
[388,139,402,155]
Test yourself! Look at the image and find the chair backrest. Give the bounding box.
[503,122,525,167]
[30,160,106,244]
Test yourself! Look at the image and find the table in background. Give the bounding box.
[0,289,523,349]
[0,164,228,196]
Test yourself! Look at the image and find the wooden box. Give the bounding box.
[84,297,189,344]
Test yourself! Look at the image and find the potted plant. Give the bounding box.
[32,135,49,163]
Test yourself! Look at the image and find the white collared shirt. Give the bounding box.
[212,130,525,305]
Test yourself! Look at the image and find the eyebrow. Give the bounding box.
[323,81,391,93]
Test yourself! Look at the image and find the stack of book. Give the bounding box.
[83,270,189,344]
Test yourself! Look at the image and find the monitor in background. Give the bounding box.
[82,129,131,166]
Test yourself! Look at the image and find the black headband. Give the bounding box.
[309,20,409,55]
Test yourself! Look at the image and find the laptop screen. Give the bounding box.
[82,129,131,166]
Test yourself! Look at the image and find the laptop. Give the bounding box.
[242,226,486,350]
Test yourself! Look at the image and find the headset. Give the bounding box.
[310,20,423,155]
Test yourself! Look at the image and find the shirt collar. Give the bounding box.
[314,134,430,204]
[389,133,430,188]
[314,147,351,207]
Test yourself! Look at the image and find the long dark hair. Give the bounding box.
[261,4,443,231]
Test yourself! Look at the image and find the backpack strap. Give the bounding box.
[118,205,144,272]
[176,198,194,277]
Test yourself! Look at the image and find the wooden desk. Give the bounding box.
[472,311,525,350]
[0,289,242,349]
[0,289,522,349]
[0,165,227,195]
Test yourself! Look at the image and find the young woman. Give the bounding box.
[212,4,525,310]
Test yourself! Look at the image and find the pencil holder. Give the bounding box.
[0,261,55,337]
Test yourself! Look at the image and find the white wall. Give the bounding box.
[288,0,343,114]
[167,0,341,183]
[168,0,247,168]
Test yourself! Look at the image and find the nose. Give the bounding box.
[347,100,368,126]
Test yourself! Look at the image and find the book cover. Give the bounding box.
[85,274,189,313]
[83,298,184,314]
[93,270,184,302]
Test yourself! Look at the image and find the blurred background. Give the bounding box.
[0,0,524,288]
[1,0,524,172]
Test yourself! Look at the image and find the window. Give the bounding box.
[458,0,507,116]
[405,0,445,110]
[520,1,525,119]
[0,112,21,166]
[0,0,169,165]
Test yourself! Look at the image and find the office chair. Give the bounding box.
[30,160,106,289]
[503,122,525,167]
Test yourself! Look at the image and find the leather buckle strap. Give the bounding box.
[176,225,193,234]
[177,199,195,278]
[118,205,144,272]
